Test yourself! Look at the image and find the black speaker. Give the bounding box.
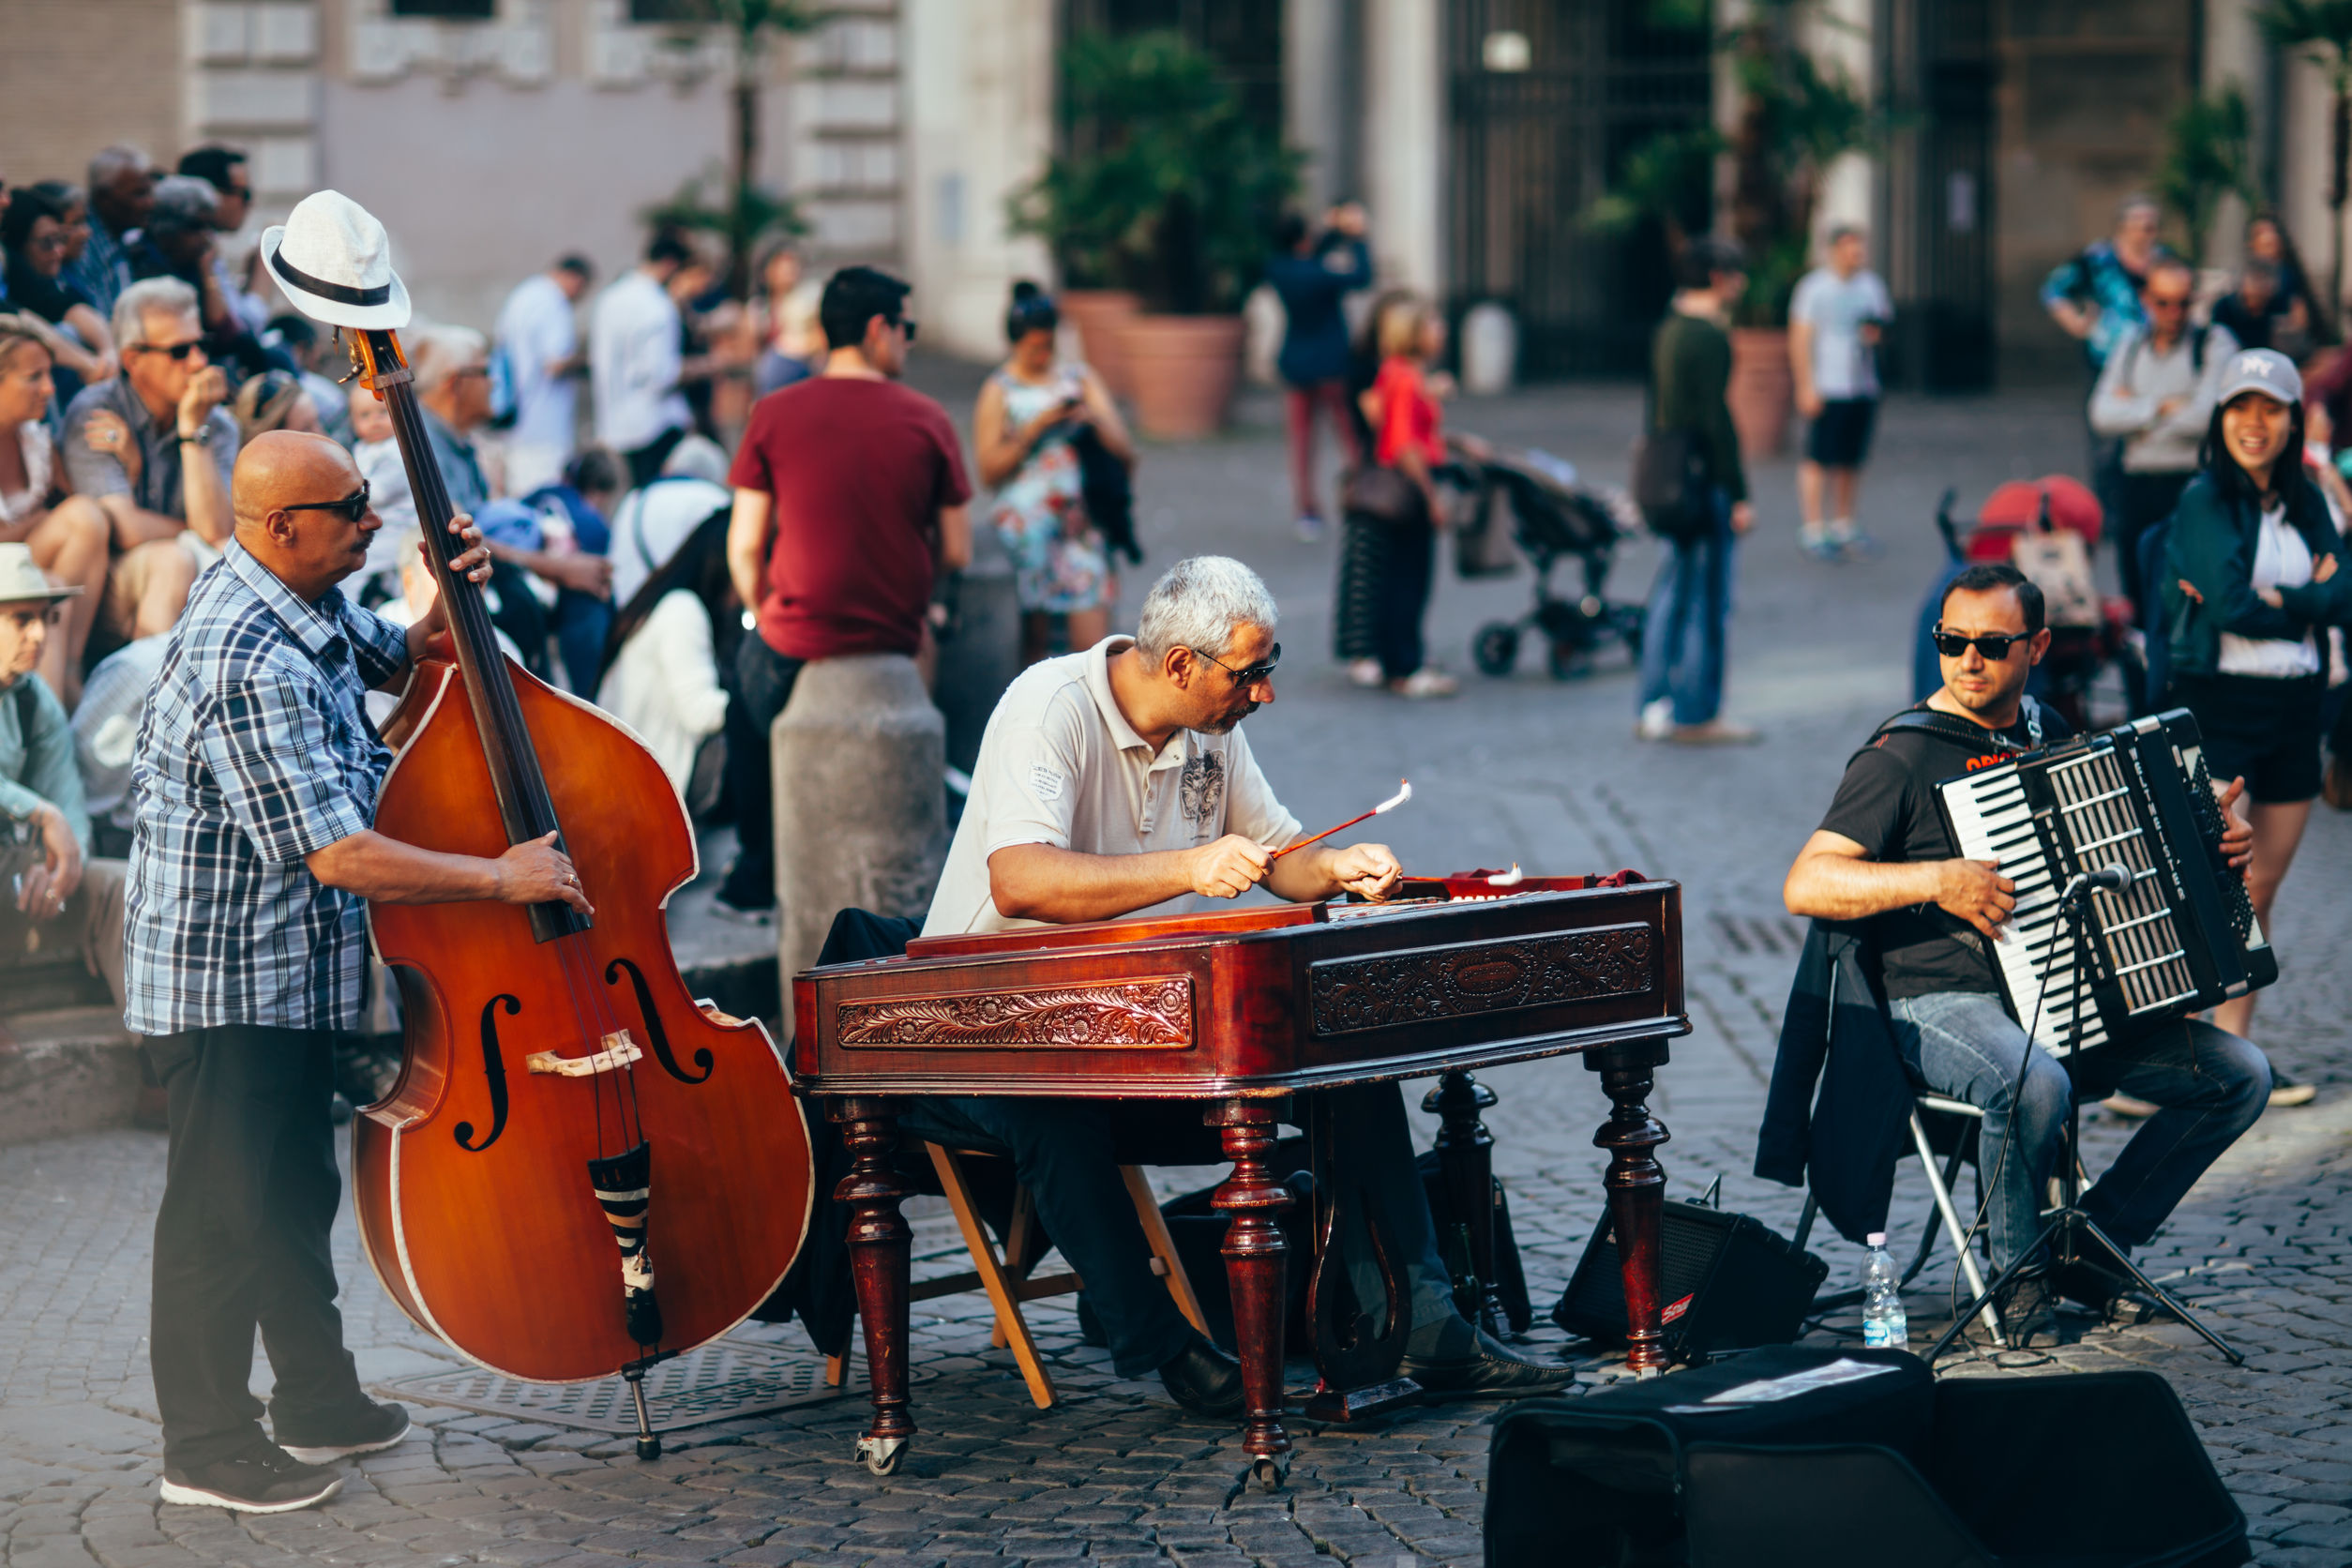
[1553,1199,1829,1362]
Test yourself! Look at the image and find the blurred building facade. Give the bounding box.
[0,0,2337,384]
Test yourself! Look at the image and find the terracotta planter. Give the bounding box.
[1058,289,1140,400]
[1123,314,1247,441]
[1729,326,1794,460]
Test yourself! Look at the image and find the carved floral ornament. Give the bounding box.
[837,979,1195,1049]
[1307,925,1658,1036]
[344,0,731,91]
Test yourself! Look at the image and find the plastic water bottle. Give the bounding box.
[1861,1232,1907,1349]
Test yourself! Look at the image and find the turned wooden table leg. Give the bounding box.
[1208,1097,1292,1478]
[1423,1070,1500,1330]
[1587,1040,1672,1375]
[833,1095,913,1472]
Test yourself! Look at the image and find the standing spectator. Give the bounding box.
[2091,256,2234,616]
[1357,295,1462,700]
[174,147,270,338]
[2211,261,2285,354]
[1268,204,1372,541]
[2162,349,2352,1047]
[752,243,817,397]
[3,188,117,393]
[0,544,125,1012]
[0,319,110,703]
[1334,289,1416,686]
[61,277,236,643]
[1788,223,1892,560]
[593,233,696,487]
[493,254,593,496]
[2043,196,2166,522]
[67,147,153,321]
[1636,239,1757,746]
[973,281,1135,667]
[718,264,972,918]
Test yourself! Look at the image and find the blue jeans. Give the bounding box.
[898,1083,1458,1378]
[1888,992,2270,1275]
[1637,490,1736,725]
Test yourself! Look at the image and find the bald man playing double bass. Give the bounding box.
[125,431,588,1514]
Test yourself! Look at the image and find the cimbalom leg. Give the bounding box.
[1424,1070,1501,1330]
[1588,1040,1672,1374]
[1209,1097,1292,1486]
[833,1095,913,1473]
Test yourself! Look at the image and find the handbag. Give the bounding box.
[1631,426,1712,542]
[1340,463,1425,525]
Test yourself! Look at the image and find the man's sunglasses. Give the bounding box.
[1191,642,1281,686]
[283,482,371,523]
[1931,626,2028,660]
[892,316,918,343]
[130,339,204,361]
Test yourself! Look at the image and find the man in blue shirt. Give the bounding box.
[127,430,586,1514]
[1268,204,1372,540]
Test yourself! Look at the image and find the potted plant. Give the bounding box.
[1009,31,1302,438]
[1597,0,1872,458]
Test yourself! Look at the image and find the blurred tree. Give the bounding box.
[1006,30,1302,314]
[2258,0,2352,331]
[2155,85,2257,264]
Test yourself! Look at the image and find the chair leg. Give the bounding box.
[1908,1110,2003,1348]
[992,1187,1037,1350]
[927,1142,1058,1409]
[1121,1165,1212,1337]
[825,1353,845,1387]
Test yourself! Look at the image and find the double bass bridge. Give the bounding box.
[527,1032,644,1078]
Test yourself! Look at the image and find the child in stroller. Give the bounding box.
[1459,444,1649,680]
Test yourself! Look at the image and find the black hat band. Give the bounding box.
[270,243,392,308]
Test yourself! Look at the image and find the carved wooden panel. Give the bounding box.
[1308,924,1656,1036]
[837,978,1193,1049]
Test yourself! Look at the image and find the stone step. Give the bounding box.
[1,956,113,1013]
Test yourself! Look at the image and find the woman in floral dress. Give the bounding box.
[972,282,1136,665]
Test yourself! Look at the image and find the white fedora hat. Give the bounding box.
[262,189,412,330]
[0,543,83,607]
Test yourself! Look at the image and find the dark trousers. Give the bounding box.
[1375,517,1437,682]
[145,1024,366,1470]
[2112,469,2193,615]
[717,632,805,906]
[899,1083,1457,1378]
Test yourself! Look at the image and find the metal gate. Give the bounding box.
[1447,0,1714,378]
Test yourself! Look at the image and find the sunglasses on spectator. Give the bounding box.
[892,316,918,343]
[1931,626,2028,660]
[131,339,204,360]
[1191,643,1282,686]
[282,482,371,523]
[2146,293,2192,309]
[224,186,253,202]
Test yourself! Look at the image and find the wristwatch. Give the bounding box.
[177,425,209,447]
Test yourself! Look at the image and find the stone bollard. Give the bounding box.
[931,526,1021,776]
[772,654,947,1036]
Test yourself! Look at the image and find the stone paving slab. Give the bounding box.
[5,382,2348,1565]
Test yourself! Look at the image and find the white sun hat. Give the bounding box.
[261,189,412,330]
[0,543,82,607]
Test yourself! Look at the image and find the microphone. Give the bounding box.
[2063,864,2135,903]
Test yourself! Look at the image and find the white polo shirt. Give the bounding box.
[922,637,1303,938]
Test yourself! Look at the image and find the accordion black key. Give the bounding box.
[1934,709,2277,1057]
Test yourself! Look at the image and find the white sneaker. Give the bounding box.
[1390,669,1459,699]
[1636,699,1674,741]
[1295,514,1328,542]
[1346,658,1385,688]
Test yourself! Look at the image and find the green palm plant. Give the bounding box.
[2257,0,2352,330]
[2154,84,2258,264]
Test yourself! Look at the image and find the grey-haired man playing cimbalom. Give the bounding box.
[911,556,1572,1419]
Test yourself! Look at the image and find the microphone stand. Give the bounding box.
[1925,882,2245,1366]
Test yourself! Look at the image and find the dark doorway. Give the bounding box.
[1447,0,1714,378]
[1879,0,1997,391]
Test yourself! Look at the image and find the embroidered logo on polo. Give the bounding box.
[1026,762,1064,804]
[1178,749,1225,827]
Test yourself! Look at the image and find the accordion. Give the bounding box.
[1934,709,2277,1057]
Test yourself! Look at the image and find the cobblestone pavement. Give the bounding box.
[6,379,2350,1567]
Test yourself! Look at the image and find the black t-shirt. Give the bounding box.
[3,249,87,325]
[1818,702,2074,999]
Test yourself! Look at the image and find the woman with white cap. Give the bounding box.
[2163,346,2352,1050]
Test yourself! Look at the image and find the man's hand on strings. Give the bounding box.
[408,511,493,650]
[1322,841,1404,902]
[1189,835,1272,900]
[494,831,593,916]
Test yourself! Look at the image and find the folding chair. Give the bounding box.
[824,1145,1209,1409]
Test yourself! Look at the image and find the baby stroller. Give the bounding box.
[1912,477,2147,731]
[1461,444,1648,680]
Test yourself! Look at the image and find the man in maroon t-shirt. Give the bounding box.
[716,264,972,916]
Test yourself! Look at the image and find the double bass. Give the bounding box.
[336,324,813,1431]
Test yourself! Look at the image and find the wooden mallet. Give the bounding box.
[1269,779,1411,860]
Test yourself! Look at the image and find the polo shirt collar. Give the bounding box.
[223,539,349,659]
[1086,629,1185,766]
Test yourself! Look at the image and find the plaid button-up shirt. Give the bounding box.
[125,542,411,1035]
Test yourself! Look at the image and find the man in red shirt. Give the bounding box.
[718,265,972,917]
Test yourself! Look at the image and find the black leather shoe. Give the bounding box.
[1157,1339,1245,1418]
[1401,1327,1575,1399]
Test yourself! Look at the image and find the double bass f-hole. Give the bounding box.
[455,994,520,1152]
[606,957,714,1085]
